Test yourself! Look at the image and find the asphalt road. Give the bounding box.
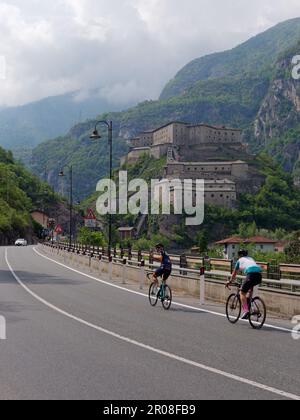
[0,245,299,400]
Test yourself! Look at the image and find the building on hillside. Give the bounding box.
[204,180,237,208]
[158,178,237,209]
[215,236,278,260]
[274,240,289,253]
[120,120,256,210]
[121,121,247,166]
[165,160,249,181]
[118,227,136,241]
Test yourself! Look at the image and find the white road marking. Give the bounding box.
[5,248,300,401]
[33,247,299,335]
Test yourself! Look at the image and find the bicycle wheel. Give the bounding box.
[149,282,159,307]
[226,294,241,324]
[161,285,172,310]
[249,297,266,330]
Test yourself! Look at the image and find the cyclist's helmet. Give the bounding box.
[155,243,165,251]
[238,249,248,257]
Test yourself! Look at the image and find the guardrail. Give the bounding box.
[44,242,300,295]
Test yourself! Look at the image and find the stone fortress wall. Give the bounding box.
[121,121,260,209]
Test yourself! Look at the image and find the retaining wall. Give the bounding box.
[40,245,300,319]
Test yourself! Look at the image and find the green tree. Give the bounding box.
[197,231,208,254]
[285,232,300,263]
[78,227,106,247]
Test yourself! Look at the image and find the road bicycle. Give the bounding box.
[225,282,267,329]
[147,273,172,310]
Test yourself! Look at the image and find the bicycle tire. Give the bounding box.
[226,294,241,324]
[249,297,267,330]
[161,285,172,310]
[149,282,159,307]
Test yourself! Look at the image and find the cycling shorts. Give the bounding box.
[155,268,172,281]
[241,272,262,293]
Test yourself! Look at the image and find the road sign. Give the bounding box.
[55,224,63,234]
[47,218,56,229]
[84,209,97,228]
[85,219,97,228]
[85,209,96,220]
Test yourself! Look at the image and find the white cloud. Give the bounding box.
[0,0,300,107]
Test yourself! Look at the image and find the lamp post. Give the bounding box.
[59,165,73,249]
[90,120,113,257]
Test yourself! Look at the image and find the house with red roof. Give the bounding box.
[215,236,278,259]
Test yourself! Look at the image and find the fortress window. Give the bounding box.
[220,194,223,198]
[211,194,215,198]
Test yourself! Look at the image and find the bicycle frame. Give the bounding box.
[226,282,267,329]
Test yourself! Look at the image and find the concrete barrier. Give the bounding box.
[40,245,300,319]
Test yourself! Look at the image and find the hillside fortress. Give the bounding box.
[121,121,260,209]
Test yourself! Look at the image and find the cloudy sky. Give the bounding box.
[1,0,300,108]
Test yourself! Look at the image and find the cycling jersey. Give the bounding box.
[160,251,172,271]
[235,257,262,275]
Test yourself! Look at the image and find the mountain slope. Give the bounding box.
[0,91,133,151]
[29,17,300,199]
[0,146,62,244]
[30,122,129,200]
[160,17,300,100]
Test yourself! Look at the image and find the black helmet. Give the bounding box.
[238,249,248,257]
[155,243,165,250]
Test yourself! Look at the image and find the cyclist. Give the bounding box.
[152,244,172,289]
[227,249,262,320]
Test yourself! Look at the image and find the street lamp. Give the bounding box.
[90,120,113,256]
[59,165,73,249]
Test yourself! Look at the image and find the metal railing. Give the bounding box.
[44,242,300,295]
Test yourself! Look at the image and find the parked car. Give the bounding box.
[15,239,28,247]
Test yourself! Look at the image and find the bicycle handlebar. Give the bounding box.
[225,282,241,290]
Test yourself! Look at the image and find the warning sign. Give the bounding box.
[55,225,63,234]
[84,209,97,228]
[85,209,96,220]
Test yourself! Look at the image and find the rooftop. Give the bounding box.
[168,160,247,166]
[216,236,278,245]
[118,227,136,232]
[136,122,242,136]
[188,123,242,132]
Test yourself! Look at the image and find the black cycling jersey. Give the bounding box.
[160,251,172,271]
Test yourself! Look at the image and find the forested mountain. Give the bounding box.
[160,18,300,99]
[0,91,134,151]
[29,17,300,199]
[0,147,62,244]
